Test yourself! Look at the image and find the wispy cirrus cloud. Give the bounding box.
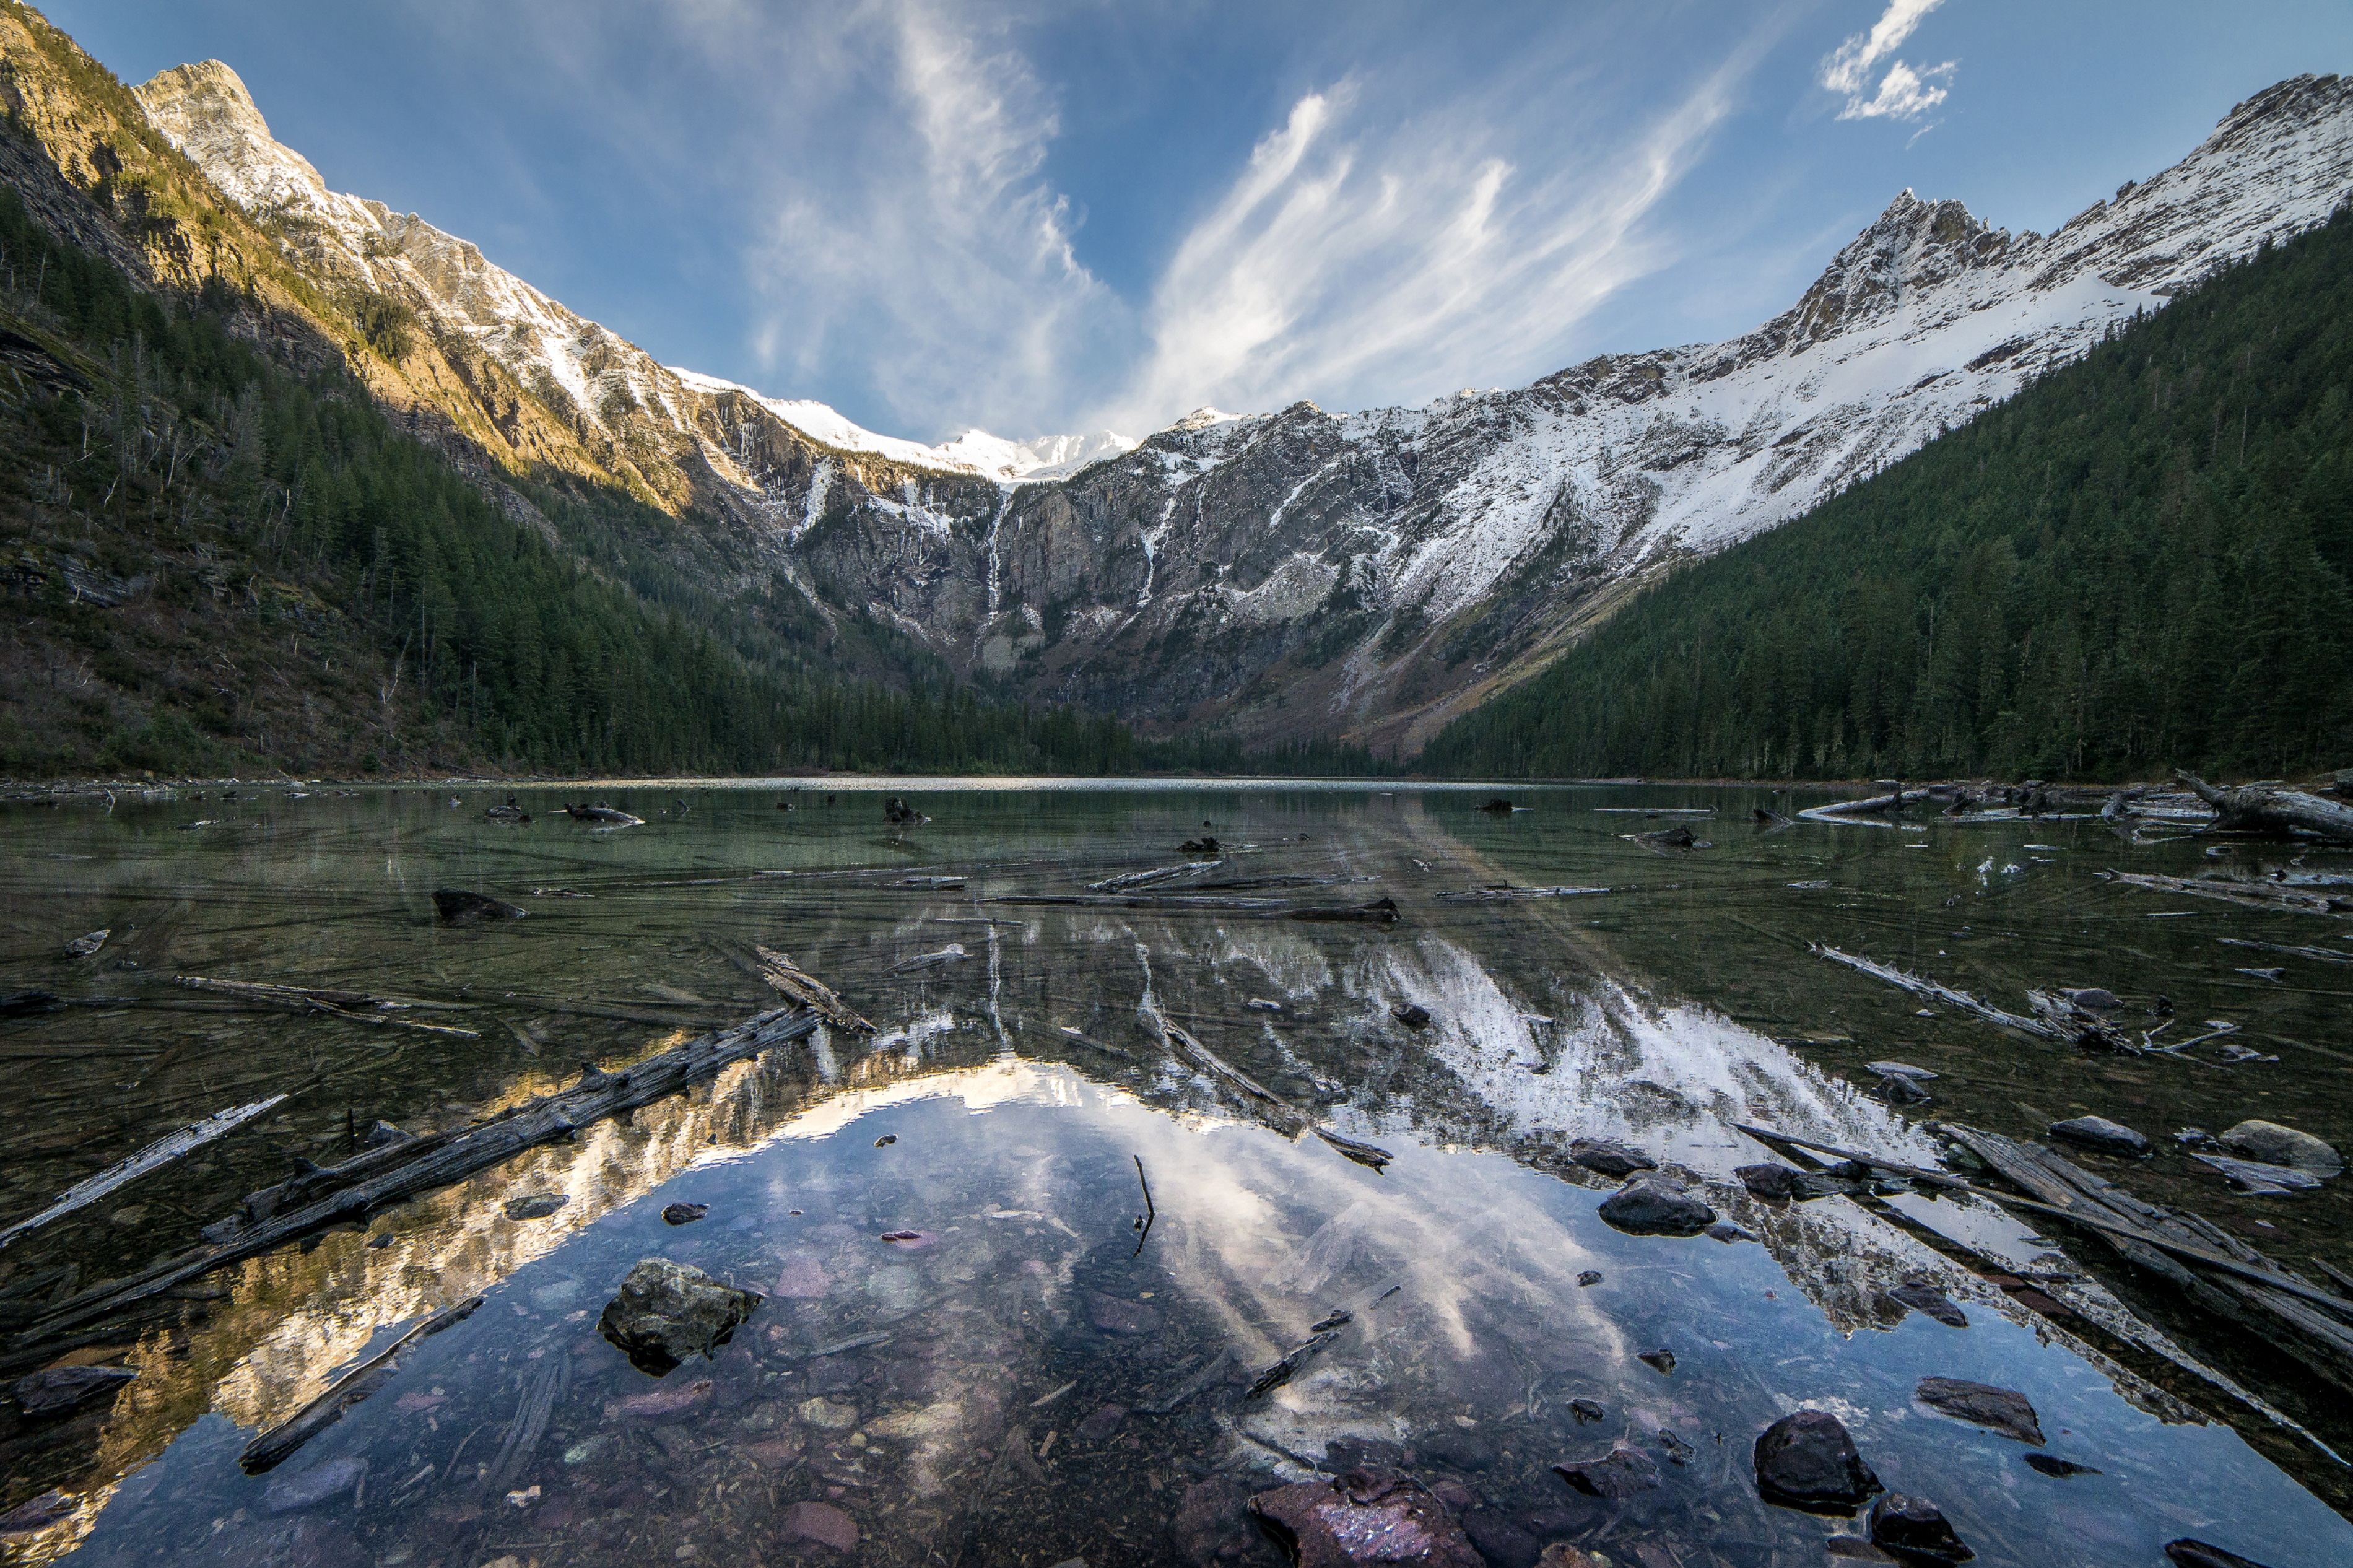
[1108,48,1758,430]
[1820,0,1955,122]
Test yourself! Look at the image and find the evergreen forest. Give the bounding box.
[1424,209,2353,783]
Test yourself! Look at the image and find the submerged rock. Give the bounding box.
[2024,1454,2100,1478]
[606,1378,714,1421]
[0,1491,72,1535]
[598,1258,762,1375]
[12,1364,136,1415]
[1869,1494,1974,1564]
[1250,1466,1482,1566]
[1568,1138,1656,1178]
[2164,1541,2277,1568]
[1636,1348,1676,1375]
[2217,1120,2341,1175]
[502,1193,568,1220]
[1754,1410,1882,1514]
[2048,1115,2151,1158]
[432,889,526,925]
[1910,1384,2042,1440]
[1598,1175,1715,1237]
[781,1499,860,1551]
[1172,1477,1255,1566]
[1084,1289,1163,1337]
[661,1202,709,1225]
[1554,1445,1662,1499]
[1887,1282,1968,1329]
[1392,1002,1433,1030]
[263,1456,365,1514]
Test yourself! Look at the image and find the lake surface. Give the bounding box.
[1,780,2349,1567]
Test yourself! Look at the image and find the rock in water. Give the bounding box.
[1554,1445,1662,1499]
[1598,1175,1716,1237]
[12,1364,136,1415]
[1887,1282,1968,1328]
[2047,1115,2151,1158]
[1913,1377,2041,1443]
[1172,1477,1255,1566]
[431,889,526,925]
[1250,1467,1483,1566]
[598,1258,762,1375]
[1392,1002,1433,1030]
[502,1193,568,1220]
[1569,1138,1656,1178]
[780,1500,859,1550]
[2164,1541,2277,1568]
[2217,1119,2342,1175]
[0,1491,72,1535]
[1869,1494,1973,1564]
[661,1201,709,1224]
[1754,1410,1882,1514]
[2024,1454,2099,1478]
[263,1457,365,1513]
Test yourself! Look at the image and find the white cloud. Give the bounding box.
[1820,0,1956,121]
[1105,48,1755,432]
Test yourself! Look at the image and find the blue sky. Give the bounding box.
[46,1,2353,443]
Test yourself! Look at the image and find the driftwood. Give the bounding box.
[0,1094,288,1250]
[2218,937,2353,965]
[752,946,876,1034]
[175,977,482,1038]
[1811,946,2061,1042]
[14,1005,823,1346]
[1161,1024,1392,1169]
[1733,1123,2353,1321]
[2098,869,2352,917]
[1087,861,1220,894]
[1435,885,1613,902]
[985,893,1399,923]
[1939,1122,2353,1395]
[485,1353,568,1491]
[240,1296,483,1473]
[2177,771,2353,843]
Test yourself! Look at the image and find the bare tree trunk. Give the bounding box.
[2176,770,2353,843]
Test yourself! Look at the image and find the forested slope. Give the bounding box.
[1422,209,2353,783]
[0,183,1145,778]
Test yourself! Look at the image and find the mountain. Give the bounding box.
[101,35,2353,757]
[1419,206,2353,782]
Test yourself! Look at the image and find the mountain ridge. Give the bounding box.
[92,30,2353,755]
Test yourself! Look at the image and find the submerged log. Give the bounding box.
[175,976,482,1037]
[752,945,876,1034]
[14,1005,823,1346]
[240,1296,483,1473]
[1811,946,2064,1043]
[1435,884,1612,902]
[2177,771,2353,843]
[2097,869,2352,917]
[1087,861,1221,894]
[0,1094,288,1250]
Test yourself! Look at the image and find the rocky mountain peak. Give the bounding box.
[1772,188,2011,355]
[134,61,332,216]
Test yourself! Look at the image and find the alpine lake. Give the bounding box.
[1,780,2350,1568]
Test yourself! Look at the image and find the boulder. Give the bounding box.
[1554,1445,1661,1499]
[1569,1138,1656,1178]
[598,1258,762,1375]
[1598,1176,1715,1237]
[1868,1494,1973,1564]
[2047,1116,2151,1158]
[2217,1120,2341,1176]
[1914,1377,2039,1443]
[1754,1410,1882,1514]
[1250,1467,1482,1567]
[661,1202,709,1225]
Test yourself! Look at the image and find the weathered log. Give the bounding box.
[0,1095,287,1251]
[14,1005,822,1345]
[240,1296,483,1473]
[751,945,876,1034]
[2177,771,2353,843]
[1163,1023,1304,1134]
[2098,869,2352,916]
[1811,946,2061,1042]
[2218,937,2353,965]
[1086,861,1220,894]
[1435,884,1613,902]
[175,976,482,1038]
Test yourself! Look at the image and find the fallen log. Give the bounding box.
[1811,946,2060,1042]
[0,1094,287,1251]
[240,1295,483,1473]
[1435,884,1612,902]
[983,893,1399,923]
[752,945,876,1034]
[1732,1123,2353,1322]
[1160,1022,1393,1169]
[175,977,482,1038]
[1087,861,1220,894]
[2097,869,2352,917]
[2177,771,2353,843]
[2218,937,2353,965]
[13,1004,822,1346]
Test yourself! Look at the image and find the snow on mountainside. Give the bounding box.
[130,59,2353,756]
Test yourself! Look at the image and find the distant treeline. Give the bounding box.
[1423,208,2353,782]
[0,187,1391,780]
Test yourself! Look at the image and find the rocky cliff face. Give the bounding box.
[116,48,2353,754]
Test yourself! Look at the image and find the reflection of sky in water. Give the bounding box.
[4,783,2349,1565]
[58,1063,2353,1567]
